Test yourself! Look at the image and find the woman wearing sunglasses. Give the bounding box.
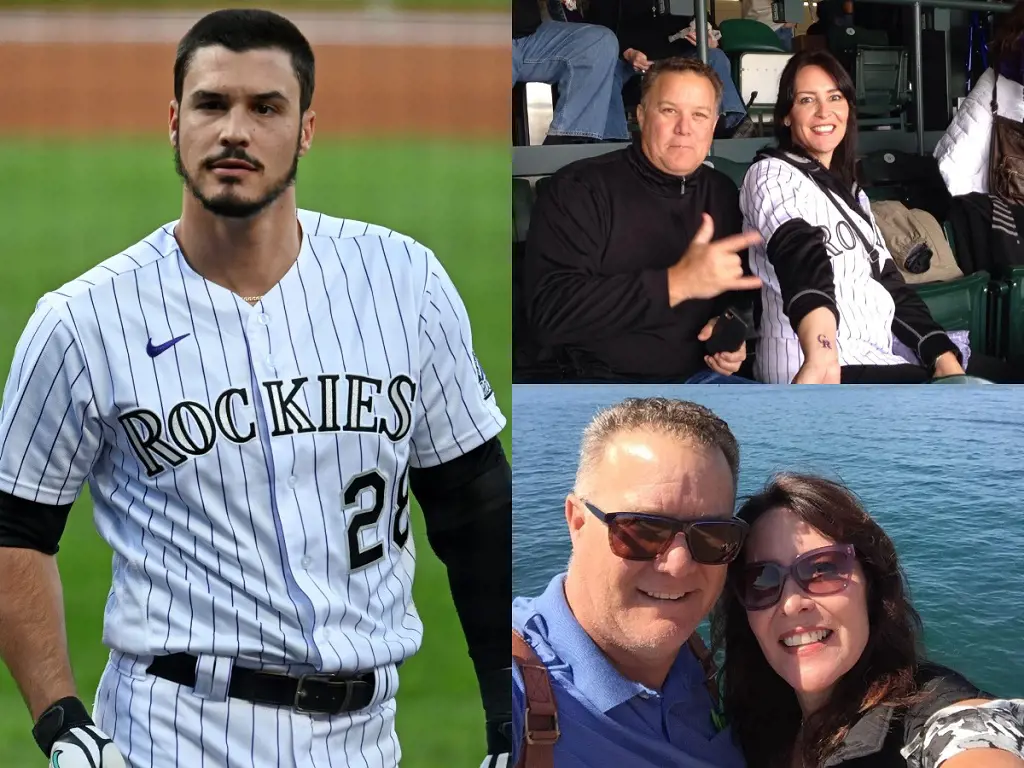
[712,473,1024,768]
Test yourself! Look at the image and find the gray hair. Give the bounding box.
[574,397,740,493]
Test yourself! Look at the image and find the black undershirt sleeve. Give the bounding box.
[765,218,841,333]
[0,491,73,555]
[876,258,961,370]
[409,436,511,745]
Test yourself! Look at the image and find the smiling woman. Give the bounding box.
[714,473,1024,768]
[737,50,1024,385]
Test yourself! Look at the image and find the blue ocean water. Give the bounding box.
[512,384,1024,697]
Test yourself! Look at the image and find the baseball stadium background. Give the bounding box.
[0,1,509,765]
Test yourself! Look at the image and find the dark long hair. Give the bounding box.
[710,474,925,768]
[773,50,859,189]
[992,1,1024,83]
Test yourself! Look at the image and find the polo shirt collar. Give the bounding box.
[534,573,702,713]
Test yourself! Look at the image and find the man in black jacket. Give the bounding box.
[520,56,763,382]
[513,0,632,143]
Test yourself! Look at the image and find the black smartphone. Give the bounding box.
[705,308,748,355]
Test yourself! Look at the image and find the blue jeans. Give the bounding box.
[512,21,630,140]
[684,369,759,384]
[775,26,795,52]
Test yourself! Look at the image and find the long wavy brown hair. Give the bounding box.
[710,473,925,768]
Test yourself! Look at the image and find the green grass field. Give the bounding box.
[0,136,510,766]
[0,0,507,11]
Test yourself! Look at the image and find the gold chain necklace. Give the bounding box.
[242,295,263,303]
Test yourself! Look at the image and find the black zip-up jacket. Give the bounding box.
[521,141,755,381]
[514,0,542,39]
[756,147,961,370]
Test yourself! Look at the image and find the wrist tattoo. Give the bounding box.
[817,334,833,350]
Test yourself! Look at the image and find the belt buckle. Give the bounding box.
[293,673,354,715]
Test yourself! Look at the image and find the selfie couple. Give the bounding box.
[505,397,1024,768]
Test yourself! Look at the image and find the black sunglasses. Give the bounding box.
[581,500,749,564]
[735,544,856,611]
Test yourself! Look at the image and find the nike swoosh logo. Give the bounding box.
[51,749,62,768]
[146,333,190,358]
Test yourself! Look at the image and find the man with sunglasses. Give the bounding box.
[506,397,750,768]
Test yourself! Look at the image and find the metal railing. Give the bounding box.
[519,0,1013,157]
[688,0,1014,154]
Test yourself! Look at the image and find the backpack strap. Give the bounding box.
[686,631,721,707]
[512,629,559,768]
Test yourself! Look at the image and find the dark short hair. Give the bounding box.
[641,56,724,112]
[773,49,859,189]
[711,473,925,768]
[174,9,316,113]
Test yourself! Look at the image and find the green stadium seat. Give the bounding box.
[913,270,991,356]
[993,266,1024,360]
[854,46,911,128]
[719,19,788,54]
[703,156,750,188]
[512,177,535,246]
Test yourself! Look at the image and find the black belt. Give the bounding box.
[146,653,376,715]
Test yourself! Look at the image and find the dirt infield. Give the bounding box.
[0,11,509,137]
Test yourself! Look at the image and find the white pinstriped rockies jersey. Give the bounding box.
[740,156,908,383]
[0,208,505,675]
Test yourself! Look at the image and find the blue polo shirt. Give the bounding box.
[511,573,747,768]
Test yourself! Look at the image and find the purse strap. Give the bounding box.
[818,184,884,280]
[992,69,1000,116]
[512,629,558,768]
[782,155,884,280]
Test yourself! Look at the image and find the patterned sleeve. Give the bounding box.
[901,699,1024,768]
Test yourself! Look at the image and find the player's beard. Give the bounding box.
[174,131,301,219]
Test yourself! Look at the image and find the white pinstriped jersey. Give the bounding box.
[0,208,505,675]
[740,156,908,383]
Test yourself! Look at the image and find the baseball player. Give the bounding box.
[0,9,511,768]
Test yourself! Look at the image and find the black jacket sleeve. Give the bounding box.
[765,219,842,333]
[523,171,677,346]
[876,259,961,370]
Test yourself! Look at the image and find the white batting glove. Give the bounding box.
[33,697,126,768]
[480,754,511,768]
[49,725,127,768]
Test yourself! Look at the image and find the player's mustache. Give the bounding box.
[204,148,264,171]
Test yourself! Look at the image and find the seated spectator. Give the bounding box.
[740,50,981,384]
[935,0,1024,197]
[585,0,757,138]
[521,57,763,383]
[741,0,798,51]
[513,0,631,143]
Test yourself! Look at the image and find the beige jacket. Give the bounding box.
[870,200,964,284]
